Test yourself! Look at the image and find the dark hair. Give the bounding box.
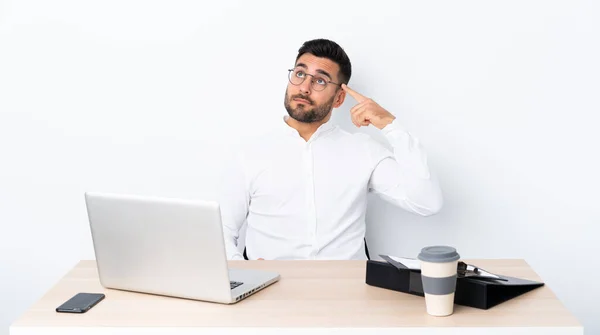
[295,39,352,85]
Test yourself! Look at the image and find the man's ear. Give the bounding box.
[333,89,346,108]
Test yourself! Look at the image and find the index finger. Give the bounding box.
[342,84,368,103]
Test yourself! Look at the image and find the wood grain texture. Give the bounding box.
[11,259,581,329]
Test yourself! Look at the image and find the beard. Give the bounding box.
[284,89,335,123]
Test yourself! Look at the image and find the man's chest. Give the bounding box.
[246,146,372,202]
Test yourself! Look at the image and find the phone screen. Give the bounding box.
[56,293,105,313]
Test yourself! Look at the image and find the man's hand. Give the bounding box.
[342,84,396,130]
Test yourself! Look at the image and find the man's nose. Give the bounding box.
[298,77,312,94]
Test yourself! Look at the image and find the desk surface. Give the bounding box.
[11,259,582,335]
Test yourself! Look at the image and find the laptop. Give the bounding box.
[84,192,280,304]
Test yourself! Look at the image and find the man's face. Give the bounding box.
[284,53,345,123]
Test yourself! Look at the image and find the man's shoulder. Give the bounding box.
[330,127,394,162]
[332,126,387,148]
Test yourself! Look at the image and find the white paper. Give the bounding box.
[389,256,421,270]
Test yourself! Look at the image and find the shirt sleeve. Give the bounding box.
[218,149,249,260]
[367,119,444,216]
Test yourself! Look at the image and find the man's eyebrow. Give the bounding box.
[296,63,332,80]
[315,69,332,81]
[294,63,333,81]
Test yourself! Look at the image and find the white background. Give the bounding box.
[1,0,598,333]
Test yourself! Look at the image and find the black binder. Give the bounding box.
[365,260,544,310]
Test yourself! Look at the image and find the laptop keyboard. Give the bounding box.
[230,281,243,290]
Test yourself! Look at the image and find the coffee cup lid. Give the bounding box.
[418,246,460,263]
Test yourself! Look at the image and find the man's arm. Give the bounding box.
[368,120,443,216]
[218,150,249,260]
[342,84,443,216]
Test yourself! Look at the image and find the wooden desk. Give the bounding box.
[11,259,582,334]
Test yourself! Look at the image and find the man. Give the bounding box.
[219,38,443,260]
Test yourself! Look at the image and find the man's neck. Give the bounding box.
[285,114,331,142]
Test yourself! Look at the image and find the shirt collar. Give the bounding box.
[281,114,336,141]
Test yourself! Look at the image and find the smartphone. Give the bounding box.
[55,293,105,313]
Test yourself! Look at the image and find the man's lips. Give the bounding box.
[293,98,311,105]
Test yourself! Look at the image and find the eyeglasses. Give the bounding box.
[287,68,341,92]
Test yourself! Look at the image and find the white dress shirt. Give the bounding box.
[219,114,443,260]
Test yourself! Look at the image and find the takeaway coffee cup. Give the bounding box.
[417,246,460,316]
